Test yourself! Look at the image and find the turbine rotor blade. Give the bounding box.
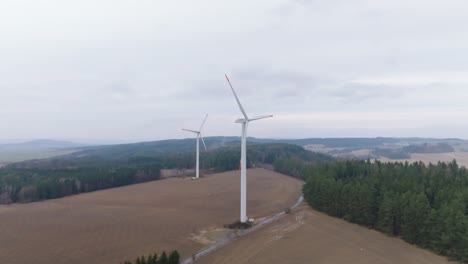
[200,133,207,151]
[199,113,208,131]
[225,74,249,119]
[182,128,199,134]
[248,115,273,122]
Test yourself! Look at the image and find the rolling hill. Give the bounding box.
[0,139,86,164]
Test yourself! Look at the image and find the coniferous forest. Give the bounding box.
[286,159,468,262]
[0,143,331,204]
[0,164,161,204]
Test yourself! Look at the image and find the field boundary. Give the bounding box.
[181,194,304,264]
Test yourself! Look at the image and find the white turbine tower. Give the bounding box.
[182,114,208,179]
[225,74,273,223]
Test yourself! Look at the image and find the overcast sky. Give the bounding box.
[1,0,467,143]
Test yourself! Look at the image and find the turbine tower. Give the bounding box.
[182,114,208,179]
[225,74,273,223]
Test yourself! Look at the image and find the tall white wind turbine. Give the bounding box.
[225,74,273,223]
[182,114,208,179]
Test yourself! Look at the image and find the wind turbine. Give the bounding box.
[225,74,273,223]
[182,114,208,179]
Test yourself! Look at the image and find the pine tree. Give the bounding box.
[377,191,396,235]
[149,253,158,264]
[401,192,431,244]
[168,250,180,264]
[159,251,168,264]
[141,255,147,264]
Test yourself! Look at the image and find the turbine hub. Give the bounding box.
[235,118,248,123]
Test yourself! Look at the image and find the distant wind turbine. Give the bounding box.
[182,114,208,179]
[225,74,273,223]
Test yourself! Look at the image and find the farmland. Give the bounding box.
[196,204,450,264]
[378,152,468,167]
[0,168,302,264]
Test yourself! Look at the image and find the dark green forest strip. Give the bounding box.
[0,143,332,204]
[0,166,161,204]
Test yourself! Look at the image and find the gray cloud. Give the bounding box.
[0,0,467,141]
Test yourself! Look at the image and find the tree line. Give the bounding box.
[278,159,468,262]
[200,143,332,171]
[0,166,160,204]
[121,250,180,264]
[0,143,332,204]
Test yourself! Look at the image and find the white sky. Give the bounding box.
[1,0,467,143]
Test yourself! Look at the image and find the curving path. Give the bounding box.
[181,194,304,264]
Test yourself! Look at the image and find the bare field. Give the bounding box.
[0,168,302,264]
[197,204,450,264]
[379,152,468,167]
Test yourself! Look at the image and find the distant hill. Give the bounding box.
[0,139,85,150]
[264,137,401,148]
[64,137,241,160]
[63,136,468,161]
[2,137,467,164]
[0,139,87,163]
[60,137,399,159]
[402,142,455,153]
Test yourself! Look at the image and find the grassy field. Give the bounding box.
[0,168,302,264]
[196,204,450,264]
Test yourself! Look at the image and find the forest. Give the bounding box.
[0,143,331,204]
[277,159,468,262]
[0,165,161,204]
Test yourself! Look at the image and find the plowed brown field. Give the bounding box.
[0,168,302,264]
[196,204,450,264]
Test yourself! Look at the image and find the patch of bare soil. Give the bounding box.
[190,227,232,246]
[0,168,302,264]
[196,204,450,264]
